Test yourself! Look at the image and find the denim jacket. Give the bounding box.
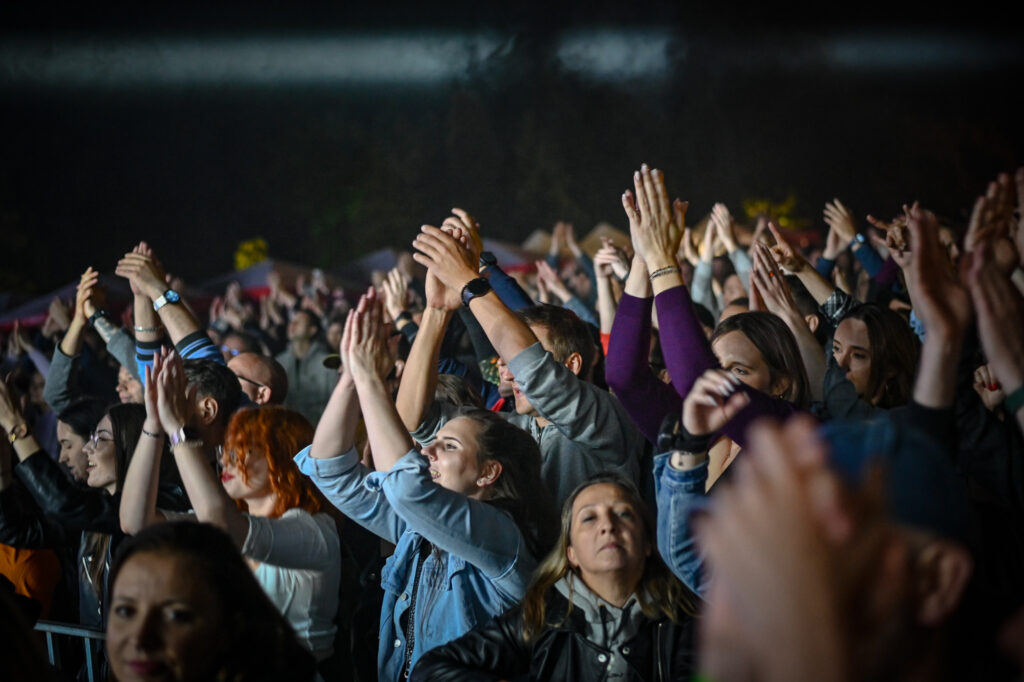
[653,452,711,599]
[294,446,536,682]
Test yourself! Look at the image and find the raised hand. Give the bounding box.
[621,164,686,271]
[823,199,858,245]
[682,369,751,436]
[751,242,800,319]
[412,225,479,302]
[143,348,167,428]
[154,350,195,435]
[965,174,1018,274]
[867,207,912,270]
[345,288,395,385]
[116,244,169,300]
[680,226,700,267]
[767,222,806,274]
[969,243,1024,401]
[534,259,572,302]
[711,203,738,253]
[47,295,72,332]
[973,364,1006,413]
[594,238,630,280]
[381,267,410,321]
[443,208,484,264]
[907,205,971,341]
[696,416,857,682]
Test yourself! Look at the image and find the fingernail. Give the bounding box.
[641,163,649,171]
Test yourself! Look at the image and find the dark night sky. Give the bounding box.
[2,2,1022,296]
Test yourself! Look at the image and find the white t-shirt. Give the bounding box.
[243,508,341,660]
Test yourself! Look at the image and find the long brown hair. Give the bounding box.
[711,311,811,409]
[839,304,919,408]
[520,473,697,642]
[223,406,321,518]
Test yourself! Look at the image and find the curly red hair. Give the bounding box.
[223,406,321,518]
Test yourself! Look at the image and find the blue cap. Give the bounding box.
[820,416,972,547]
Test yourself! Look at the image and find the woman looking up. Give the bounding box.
[295,287,556,682]
[411,473,698,681]
[117,348,342,665]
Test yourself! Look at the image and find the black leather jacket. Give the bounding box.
[410,586,697,681]
[0,451,188,626]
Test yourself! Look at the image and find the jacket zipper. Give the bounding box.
[655,622,664,682]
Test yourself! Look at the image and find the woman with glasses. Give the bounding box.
[0,380,188,637]
[118,348,343,670]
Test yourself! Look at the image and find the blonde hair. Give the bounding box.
[520,473,698,641]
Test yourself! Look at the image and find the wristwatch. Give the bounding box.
[87,309,110,327]
[168,425,203,450]
[153,289,181,312]
[460,277,493,307]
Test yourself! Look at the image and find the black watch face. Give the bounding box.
[466,278,490,296]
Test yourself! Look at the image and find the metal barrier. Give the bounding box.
[34,620,105,682]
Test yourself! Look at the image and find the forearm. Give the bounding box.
[795,266,837,305]
[913,332,963,409]
[596,276,617,334]
[310,374,361,459]
[396,307,452,432]
[172,443,249,546]
[59,318,87,357]
[623,255,651,298]
[141,281,201,347]
[780,311,825,402]
[655,286,719,398]
[354,375,416,472]
[92,315,122,346]
[466,292,539,365]
[119,422,167,535]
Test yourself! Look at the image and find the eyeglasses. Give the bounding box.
[236,374,266,389]
[220,345,242,357]
[89,433,114,446]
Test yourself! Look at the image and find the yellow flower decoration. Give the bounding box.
[235,237,269,271]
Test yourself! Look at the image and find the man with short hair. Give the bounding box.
[275,308,336,424]
[398,212,644,507]
[228,352,288,406]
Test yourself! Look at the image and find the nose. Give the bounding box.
[497,361,514,383]
[834,348,850,371]
[133,611,163,650]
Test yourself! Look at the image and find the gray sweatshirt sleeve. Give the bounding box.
[107,329,141,381]
[42,347,79,415]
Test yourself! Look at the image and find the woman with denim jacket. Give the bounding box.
[295,288,556,681]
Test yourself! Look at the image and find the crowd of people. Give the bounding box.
[1,163,1023,681]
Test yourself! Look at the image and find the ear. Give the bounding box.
[915,540,973,627]
[804,314,820,334]
[476,459,503,488]
[196,395,219,426]
[566,545,579,570]
[769,374,792,400]
[563,352,584,377]
[255,386,272,405]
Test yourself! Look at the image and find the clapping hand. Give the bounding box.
[682,369,751,436]
[343,287,395,385]
[381,267,410,321]
[154,349,195,436]
[116,242,169,300]
[767,221,806,274]
[621,164,687,272]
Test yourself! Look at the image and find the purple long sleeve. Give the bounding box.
[654,285,798,448]
[605,294,682,444]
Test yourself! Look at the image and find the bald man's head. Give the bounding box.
[227,352,288,405]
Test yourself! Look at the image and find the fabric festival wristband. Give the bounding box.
[1005,385,1024,414]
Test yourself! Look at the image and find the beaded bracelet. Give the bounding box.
[648,265,681,281]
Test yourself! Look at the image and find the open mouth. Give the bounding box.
[428,468,440,481]
[220,472,234,482]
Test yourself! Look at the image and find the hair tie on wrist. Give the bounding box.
[141,427,162,439]
[1005,385,1024,414]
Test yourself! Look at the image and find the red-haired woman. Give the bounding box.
[118,349,341,664]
